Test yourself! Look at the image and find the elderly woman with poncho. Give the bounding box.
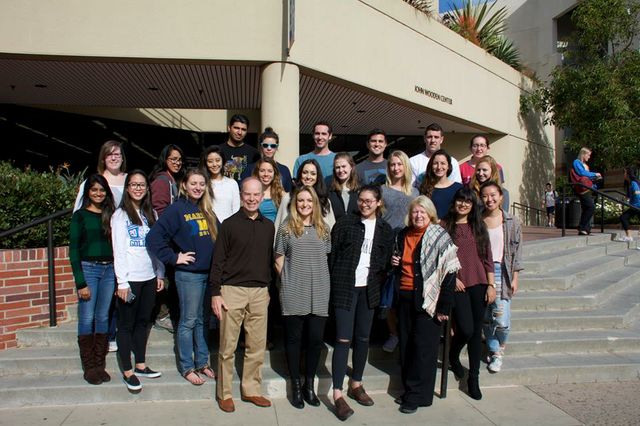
[390,195,460,415]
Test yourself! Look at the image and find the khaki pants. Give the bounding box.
[216,285,269,400]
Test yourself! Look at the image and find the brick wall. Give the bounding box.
[0,247,75,350]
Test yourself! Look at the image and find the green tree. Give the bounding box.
[521,0,640,170]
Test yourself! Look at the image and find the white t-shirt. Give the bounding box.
[354,218,376,287]
[409,152,462,186]
[211,176,240,222]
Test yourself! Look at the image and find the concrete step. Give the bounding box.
[513,265,640,311]
[522,245,605,274]
[522,234,612,259]
[507,328,640,355]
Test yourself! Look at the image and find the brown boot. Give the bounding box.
[78,335,102,385]
[93,333,111,382]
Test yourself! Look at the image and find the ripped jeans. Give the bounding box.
[484,263,511,354]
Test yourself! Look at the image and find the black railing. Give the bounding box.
[0,208,73,327]
[511,202,547,226]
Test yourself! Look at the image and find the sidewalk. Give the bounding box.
[0,386,581,426]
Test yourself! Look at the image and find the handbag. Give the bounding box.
[569,167,592,195]
[379,272,396,309]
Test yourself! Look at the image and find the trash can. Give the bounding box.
[555,197,582,229]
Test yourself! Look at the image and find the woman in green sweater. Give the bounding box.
[69,174,116,385]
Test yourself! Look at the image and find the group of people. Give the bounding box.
[69,116,524,420]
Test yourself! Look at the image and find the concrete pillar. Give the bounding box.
[260,62,300,170]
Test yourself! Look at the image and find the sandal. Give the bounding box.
[183,369,204,386]
[196,364,216,379]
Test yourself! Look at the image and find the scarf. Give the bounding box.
[419,224,461,316]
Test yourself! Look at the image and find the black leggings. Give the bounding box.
[620,208,640,231]
[332,287,375,390]
[450,284,487,378]
[283,314,327,381]
[116,278,157,371]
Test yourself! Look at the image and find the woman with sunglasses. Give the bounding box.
[241,127,293,192]
[442,187,495,400]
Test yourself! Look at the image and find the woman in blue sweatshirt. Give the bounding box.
[147,168,218,385]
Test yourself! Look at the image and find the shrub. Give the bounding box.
[0,162,84,249]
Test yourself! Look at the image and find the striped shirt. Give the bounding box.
[275,222,331,316]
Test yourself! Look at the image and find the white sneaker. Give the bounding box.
[488,354,503,373]
[383,335,399,353]
[615,236,633,242]
[108,340,118,352]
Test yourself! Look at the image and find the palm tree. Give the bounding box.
[403,0,433,16]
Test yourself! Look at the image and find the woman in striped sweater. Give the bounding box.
[274,186,331,409]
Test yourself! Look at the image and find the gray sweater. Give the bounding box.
[381,186,419,233]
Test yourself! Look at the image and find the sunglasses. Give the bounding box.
[261,143,278,149]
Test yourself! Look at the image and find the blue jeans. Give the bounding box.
[484,263,511,354]
[77,261,115,336]
[174,270,210,374]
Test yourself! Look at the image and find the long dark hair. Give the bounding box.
[624,167,639,198]
[121,170,156,227]
[420,149,452,197]
[295,159,330,216]
[151,144,184,182]
[443,187,488,259]
[82,174,115,238]
[358,184,385,218]
[199,145,226,181]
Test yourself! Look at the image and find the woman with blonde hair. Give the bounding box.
[252,157,286,222]
[469,155,509,211]
[147,168,218,386]
[275,186,331,409]
[329,152,361,221]
[572,147,601,235]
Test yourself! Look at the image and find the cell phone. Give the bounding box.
[125,291,136,304]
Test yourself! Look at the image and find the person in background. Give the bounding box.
[409,123,461,186]
[150,144,185,333]
[442,187,495,401]
[391,196,459,414]
[200,145,240,222]
[419,149,463,220]
[210,177,275,413]
[220,114,260,183]
[356,129,388,185]
[459,135,504,187]
[274,186,331,409]
[70,174,116,386]
[275,159,335,231]
[329,152,361,221]
[469,155,510,211]
[293,121,336,179]
[241,127,293,192]
[252,157,286,223]
[616,167,640,242]
[329,185,394,421]
[481,181,523,374]
[147,168,218,386]
[572,147,602,235]
[380,150,418,354]
[111,170,165,392]
[542,182,557,228]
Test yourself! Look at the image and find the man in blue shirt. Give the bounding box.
[293,121,336,180]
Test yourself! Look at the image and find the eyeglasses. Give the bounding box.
[128,183,147,189]
[358,198,377,206]
[107,153,122,158]
[471,144,487,149]
[261,143,278,149]
[455,199,473,206]
[167,157,182,164]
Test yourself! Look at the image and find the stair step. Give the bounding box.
[507,329,640,355]
[522,245,605,273]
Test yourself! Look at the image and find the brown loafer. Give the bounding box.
[347,385,374,406]
[217,397,235,413]
[334,397,354,421]
[241,395,272,407]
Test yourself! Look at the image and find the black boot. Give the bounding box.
[291,379,304,409]
[467,375,482,400]
[78,335,102,385]
[302,378,320,406]
[93,333,111,382]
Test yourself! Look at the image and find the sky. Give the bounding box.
[439,0,495,13]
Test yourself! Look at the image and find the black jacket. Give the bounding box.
[328,189,359,221]
[394,227,455,315]
[329,214,394,310]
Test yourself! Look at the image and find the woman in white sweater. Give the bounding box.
[199,145,240,222]
[111,170,165,392]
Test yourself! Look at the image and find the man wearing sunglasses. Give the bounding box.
[220,114,261,184]
[240,127,293,192]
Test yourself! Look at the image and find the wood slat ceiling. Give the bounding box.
[0,58,482,135]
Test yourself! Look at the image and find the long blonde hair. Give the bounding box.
[179,168,218,241]
[286,186,329,239]
[252,157,285,209]
[469,155,501,195]
[385,150,413,196]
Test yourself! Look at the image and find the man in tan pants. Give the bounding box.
[210,177,275,413]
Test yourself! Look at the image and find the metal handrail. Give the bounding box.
[511,202,547,226]
[0,207,73,327]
